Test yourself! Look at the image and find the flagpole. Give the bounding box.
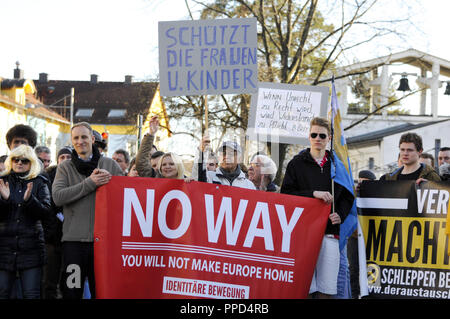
[330,75,335,214]
[204,95,209,132]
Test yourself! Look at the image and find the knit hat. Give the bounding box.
[358,170,376,180]
[57,146,72,159]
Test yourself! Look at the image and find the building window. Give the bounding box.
[368,157,374,170]
[108,109,126,118]
[75,108,94,117]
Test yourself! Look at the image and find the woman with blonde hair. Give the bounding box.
[0,144,51,298]
[157,152,185,179]
[135,116,186,180]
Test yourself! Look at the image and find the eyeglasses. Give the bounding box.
[12,158,30,164]
[310,133,327,139]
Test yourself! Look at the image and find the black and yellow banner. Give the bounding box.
[358,180,450,299]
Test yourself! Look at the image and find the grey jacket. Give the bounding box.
[206,168,256,190]
[52,156,123,242]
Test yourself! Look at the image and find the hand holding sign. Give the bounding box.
[200,135,211,152]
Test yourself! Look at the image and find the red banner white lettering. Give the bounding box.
[94,176,330,298]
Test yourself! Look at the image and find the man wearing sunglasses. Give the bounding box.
[281,117,354,299]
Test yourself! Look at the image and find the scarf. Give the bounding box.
[219,165,242,185]
[71,145,101,177]
[10,171,29,181]
[314,153,328,168]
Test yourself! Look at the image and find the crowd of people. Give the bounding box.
[0,117,448,299]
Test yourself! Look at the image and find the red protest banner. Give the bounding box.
[94,176,330,299]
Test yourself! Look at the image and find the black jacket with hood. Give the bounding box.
[280,149,354,236]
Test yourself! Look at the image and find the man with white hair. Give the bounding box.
[247,154,279,192]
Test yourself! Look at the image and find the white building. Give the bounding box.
[332,49,450,178]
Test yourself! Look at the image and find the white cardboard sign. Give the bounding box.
[247,82,329,145]
[159,18,258,97]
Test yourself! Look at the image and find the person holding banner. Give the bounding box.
[127,158,139,177]
[136,116,184,180]
[380,132,440,183]
[52,122,123,299]
[280,117,354,298]
[198,140,255,190]
[156,152,186,179]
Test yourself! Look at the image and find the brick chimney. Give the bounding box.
[90,74,98,84]
[14,61,24,79]
[39,73,48,83]
[125,75,133,84]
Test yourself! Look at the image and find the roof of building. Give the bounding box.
[25,94,70,124]
[0,91,70,125]
[34,79,160,125]
[0,79,27,89]
[346,119,450,146]
[337,48,450,77]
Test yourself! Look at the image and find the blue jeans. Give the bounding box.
[0,267,42,299]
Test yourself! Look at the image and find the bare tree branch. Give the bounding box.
[287,0,317,83]
[344,88,425,131]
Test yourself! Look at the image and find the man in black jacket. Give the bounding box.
[281,117,354,298]
[42,146,72,299]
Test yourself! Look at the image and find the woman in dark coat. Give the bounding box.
[0,144,51,299]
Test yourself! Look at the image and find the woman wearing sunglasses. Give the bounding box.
[281,117,354,299]
[0,144,51,298]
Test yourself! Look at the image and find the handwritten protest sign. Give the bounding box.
[159,18,258,97]
[247,82,329,145]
